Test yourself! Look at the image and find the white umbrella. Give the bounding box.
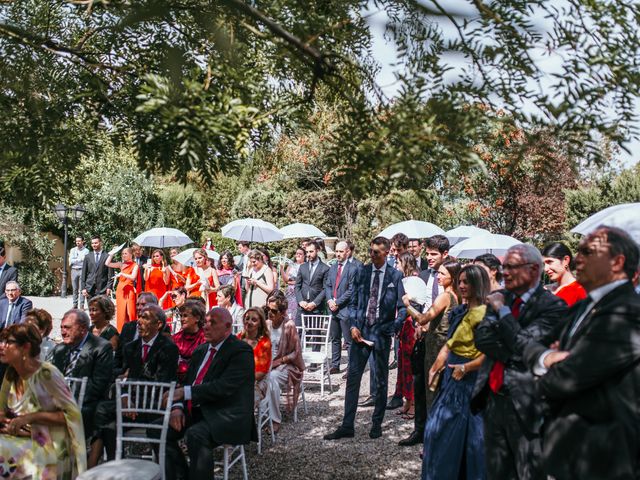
[445,225,491,245]
[132,227,193,248]
[221,218,284,243]
[571,203,640,244]
[280,222,326,239]
[449,233,522,259]
[378,220,445,239]
[173,248,220,267]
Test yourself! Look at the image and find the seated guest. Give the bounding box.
[0,281,33,330]
[24,308,55,360]
[49,309,113,437]
[88,295,119,351]
[114,291,158,376]
[160,308,255,480]
[422,265,489,479]
[0,324,86,479]
[238,307,272,405]
[217,284,244,332]
[161,287,187,333]
[172,300,207,383]
[266,291,304,433]
[89,304,178,466]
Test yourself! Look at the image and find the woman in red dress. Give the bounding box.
[106,247,139,332]
[185,248,220,309]
[144,249,171,309]
[238,307,272,406]
[542,242,587,307]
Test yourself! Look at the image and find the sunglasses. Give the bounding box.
[267,308,280,314]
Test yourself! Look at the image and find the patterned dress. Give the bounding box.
[0,362,86,480]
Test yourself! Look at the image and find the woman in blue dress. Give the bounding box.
[422,264,490,480]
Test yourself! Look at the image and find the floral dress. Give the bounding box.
[0,362,86,480]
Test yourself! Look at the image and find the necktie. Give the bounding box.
[4,303,14,328]
[489,296,523,393]
[65,348,81,376]
[95,252,100,264]
[333,263,343,298]
[366,270,382,326]
[142,344,150,362]
[309,262,316,281]
[431,271,440,303]
[188,347,217,414]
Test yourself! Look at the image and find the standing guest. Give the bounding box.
[541,242,587,306]
[472,244,567,480]
[81,235,113,300]
[202,237,214,251]
[258,247,278,285]
[294,240,330,325]
[172,300,207,383]
[281,247,305,322]
[131,243,149,293]
[0,281,33,330]
[216,285,244,333]
[235,241,252,300]
[167,248,188,292]
[216,251,243,305]
[474,253,503,292]
[69,236,90,309]
[421,265,489,479]
[0,323,86,479]
[0,242,18,300]
[244,249,275,309]
[49,309,113,437]
[409,238,429,271]
[345,240,363,269]
[325,241,357,374]
[388,233,409,269]
[324,236,407,441]
[114,292,158,377]
[144,249,171,308]
[24,308,55,360]
[238,308,272,405]
[524,226,640,479]
[106,247,139,332]
[88,295,119,351]
[185,248,220,309]
[266,292,304,433]
[160,308,255,480]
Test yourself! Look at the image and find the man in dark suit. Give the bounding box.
[408,238,429,271]
[0,281,33,330]
[471,244,567,480]
[294,240,330,325]
[49,309,113,434]
[131,242,149,292]
[161,307,255,480]
[114,291,158,376]
[0,242,18,300]
[345,239,363,269]
[325,241,358,374]
[325,236,407,440]
[524,226,640,479]
[387,233,409,269]
[81,235,114,300]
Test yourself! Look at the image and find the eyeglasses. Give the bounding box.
[576,246,602,257]
[502,262,533,271]
[267,308,280,314]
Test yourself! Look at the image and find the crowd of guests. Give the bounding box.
[0,226,639,479]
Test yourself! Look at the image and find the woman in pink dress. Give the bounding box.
[542,242,587,306]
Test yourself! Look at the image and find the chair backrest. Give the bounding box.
[301,315,331,353]
[65,376,88,409]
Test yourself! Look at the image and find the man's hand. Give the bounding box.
[307,302,316,311]
[121,396,137,420]
[543,350,570,368]
[81,289,88,297]
[169,409,185,432]
[162,387,184,408]
[299,301,309,310]
[328,299,338,312]
[350,327,363,343]
[486,292,505,312]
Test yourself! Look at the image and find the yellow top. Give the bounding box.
[446,305,486,359]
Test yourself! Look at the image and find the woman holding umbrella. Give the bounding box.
[106,247,139,331]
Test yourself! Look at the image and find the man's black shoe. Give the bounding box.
[369,425,382,439]
[329,367,340,374]
[358,396,376,407]
[324,427,354,440]
[398,431,423,446]
[386,396,403,410]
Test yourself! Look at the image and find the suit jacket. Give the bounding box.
[415,257,430,271]
[352,263,407,336]
[81,251,114,296]
[122,332,178,383]
[324,260,358,321]
[49,333,114,408]
[114,321,138,376]
[0,296,33,329]
[471,283,567,431]
[295,260,330,310]
[523,282,640,478]
[0,265,18,299]
[187,336,255,445]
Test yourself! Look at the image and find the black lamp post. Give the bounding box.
[54,203,86,298]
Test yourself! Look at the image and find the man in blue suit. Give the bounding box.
[0,281,32,330]
[325,241,358,374]
[324,236,407,440]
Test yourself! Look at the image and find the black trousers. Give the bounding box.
[329,314,351,369]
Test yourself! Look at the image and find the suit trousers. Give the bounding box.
[71,269,84,308]
[484,391,544,480]
[329,314,351,369]
[341,328,391,430]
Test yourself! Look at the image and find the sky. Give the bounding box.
[364,4,639,168]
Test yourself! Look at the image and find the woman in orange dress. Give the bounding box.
[106,247,139,332]
[185,248,220,309]
[165,248,187,308]
[144,249,171,309]
[542,242,587,307]
[238,307,272,405]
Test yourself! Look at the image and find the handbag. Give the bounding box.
[428,367,444,392]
